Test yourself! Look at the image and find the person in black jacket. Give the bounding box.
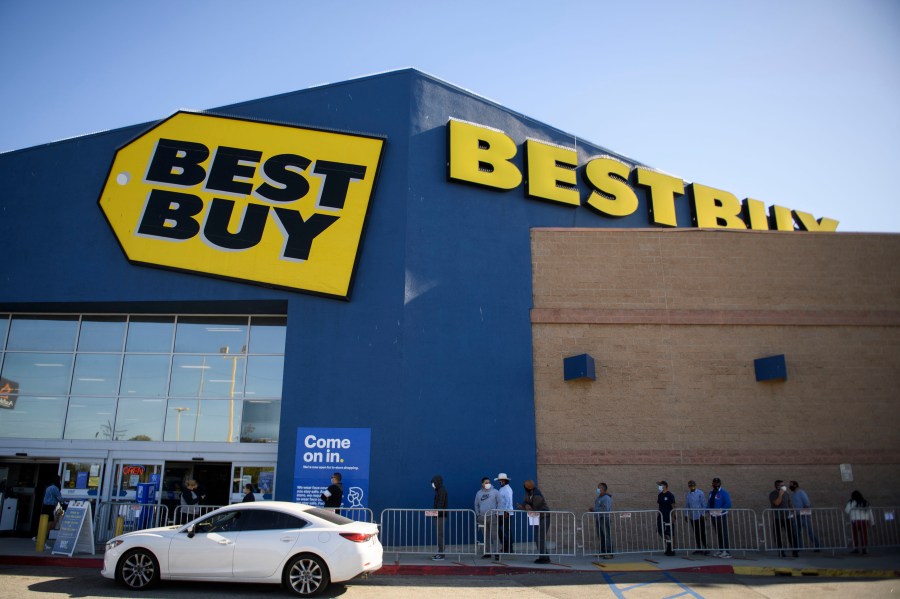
[431,475,448,560]
[321,473,343,509]
[241,483,256,502]
[519,479,551,564]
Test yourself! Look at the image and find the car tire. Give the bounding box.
[284,553,330,597]
[117,548,160,590]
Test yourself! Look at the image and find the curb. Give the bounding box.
[732,565,900,579]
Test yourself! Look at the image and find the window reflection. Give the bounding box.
[0,353,74,396]
[126,317,174,353]
[78,316,127,352]
[170,355,245,398]
[72,354,122,396]
[121,355,170,397]
[115,398,165,441]
[249,317,287,353]
[6,315,78,351]
[64,397,118,439]
[0,314,9,346]
[245,356,283,398]
[175,317,248,354]
[0,396,67,438]
[241,400,279,443]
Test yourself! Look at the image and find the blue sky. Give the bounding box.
[2,0,898,232]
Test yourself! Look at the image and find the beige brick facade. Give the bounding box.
[531,229,900,515]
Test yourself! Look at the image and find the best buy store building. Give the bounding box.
[1,69,896,536]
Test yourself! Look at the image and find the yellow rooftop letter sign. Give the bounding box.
[99,112,385,299]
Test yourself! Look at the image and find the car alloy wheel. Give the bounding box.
[118,549,160,590]
[285,554,330,597]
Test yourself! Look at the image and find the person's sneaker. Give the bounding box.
[534,557,551,564]
[719,552,732,558]
[431,554,445,561]
[602,554,614,559]
[481,554,492,559]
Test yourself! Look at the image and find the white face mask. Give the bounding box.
[483,483,491,490]
[658,485,664,492]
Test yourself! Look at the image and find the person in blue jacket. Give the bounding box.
[707,477,732,558]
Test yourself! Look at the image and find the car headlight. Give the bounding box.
[105,540,124,551]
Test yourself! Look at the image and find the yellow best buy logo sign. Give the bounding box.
[99,112,385,299]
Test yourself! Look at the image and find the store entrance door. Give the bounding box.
[163,462,231,509]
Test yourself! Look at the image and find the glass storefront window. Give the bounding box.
[77,316,127,352]
[240,400,279,443]
[6,315,78,351]
[64,396,118,440]
[232,465,275,501]
[0,314,9,346]
[71,353,122,395]
[115,398,165,441]
[0,353,74,396]
[126,316,175,353]
[170,355,246,399]
[61,461,103,498]
[0,396,67,438]
[163,399,242,442]
[121,354,170,397]
[249,317,287,353]
[245,356,283,398]
[111,462,162,499]
[175,317,248,354]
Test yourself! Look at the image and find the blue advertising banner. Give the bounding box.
[294,427,371,508]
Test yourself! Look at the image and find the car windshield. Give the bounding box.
[305,507,354,525]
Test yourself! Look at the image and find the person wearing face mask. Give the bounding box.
[518,479,551,563]
[769,479,799,557]
[474,477,501,560]
[494,473,514,554]
[656,481,676,556]
[589,482,613,559]
[685,480,709,555]
[707,477,732,558]
[430,475,448,560]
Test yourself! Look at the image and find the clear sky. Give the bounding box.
[2,0,898,232]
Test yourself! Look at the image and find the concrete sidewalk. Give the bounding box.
[1,537,897,578]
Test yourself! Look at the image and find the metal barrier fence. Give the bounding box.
[490,510,577,559]
[581,510,664,556]
[761,507,847,554]
[857,506,900,550]
[95,502,169,543]
[379,509,478,557]
[323,507,375,522]
[171,504,222,526]
[670,508,759,555]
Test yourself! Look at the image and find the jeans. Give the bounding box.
[596,514,612,554]
[711,515,730,551]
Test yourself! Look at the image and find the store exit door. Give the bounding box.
[163,462,231,508]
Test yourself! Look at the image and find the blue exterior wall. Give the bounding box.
[0,69,671,513]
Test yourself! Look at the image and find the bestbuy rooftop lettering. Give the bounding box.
[448,119,838,232]
[99,112,385,298]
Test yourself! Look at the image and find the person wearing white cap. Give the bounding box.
[495,473,514,554]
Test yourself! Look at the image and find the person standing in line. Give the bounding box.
[656,481,676,556]
[685,480,709,555]
[494,473,514,554]
[845,490,874,555]
[474,477,501,560]
[431,475,448,561]
[789,480,821,551]
[769,479,800,558]
[518,479,551,564]
[589,482,613,559]
[321,472,343,509]
[707,477,732,558]
[241,483,256,502]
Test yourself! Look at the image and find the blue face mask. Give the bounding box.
[596,488,602,495]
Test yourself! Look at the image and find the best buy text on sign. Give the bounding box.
[99,112,385,298]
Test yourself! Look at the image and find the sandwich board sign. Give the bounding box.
[52,500,96,556]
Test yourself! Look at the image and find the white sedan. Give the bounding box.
[102,501,382,597]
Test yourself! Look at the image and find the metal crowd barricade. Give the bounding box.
[581,510,663,556]
[95,502,170,543]
[761,507,847,554]
[323,507,375,522]
[171,504,221,525]
[492,509,576,559]
[379,508,477,558]
[863,506,900,549]
[670,508,759,555]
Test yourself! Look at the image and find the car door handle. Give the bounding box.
[217,539,233,545]
[280,536,295,543]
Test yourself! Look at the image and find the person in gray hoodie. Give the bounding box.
[474,477,501,560]
[431,475,448,560]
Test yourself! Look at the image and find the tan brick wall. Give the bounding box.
[530,229,900,515]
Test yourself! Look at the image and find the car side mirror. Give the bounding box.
[187,524,195,539]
